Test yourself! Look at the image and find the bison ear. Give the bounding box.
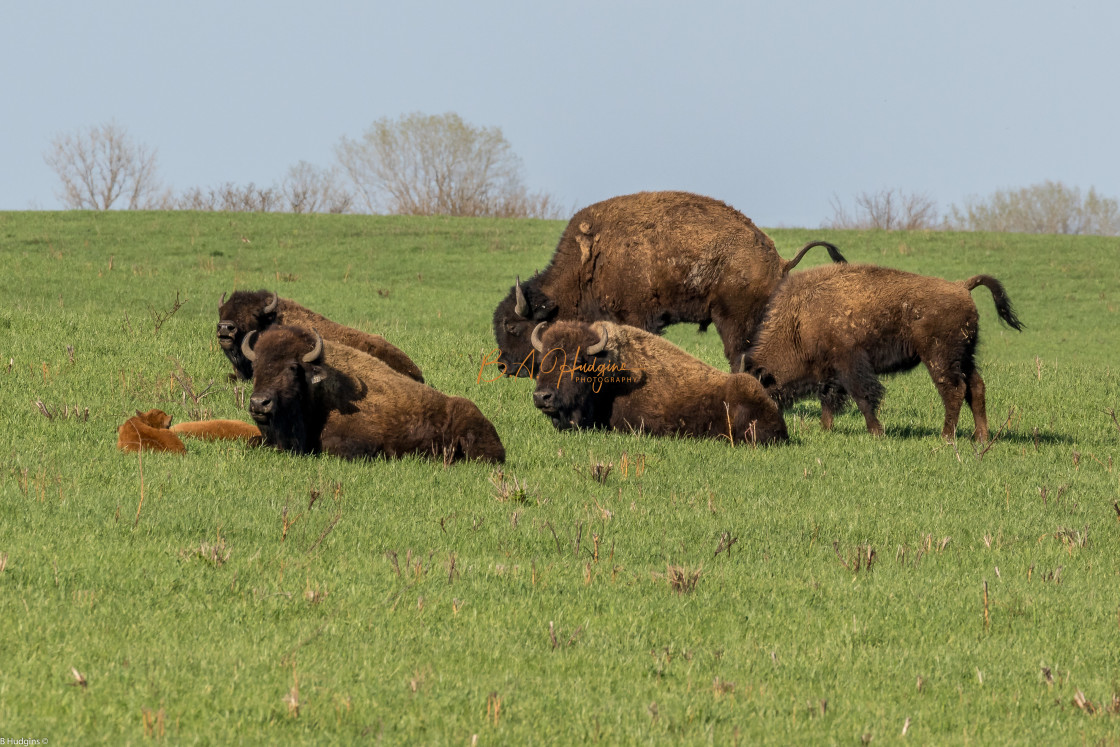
[308,362,328,385]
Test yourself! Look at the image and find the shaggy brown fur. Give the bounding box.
[171,419,263,445]
[245,326,504,463]
[217,289,424,382]
[117,409,187,454]
[493,191,846,376]
[742,263,1023,441]
[531,320,788,445]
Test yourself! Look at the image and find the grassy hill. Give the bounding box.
[1,210,1118,742]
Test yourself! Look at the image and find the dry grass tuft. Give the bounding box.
[667,564,702,595]
[489,470,532,503]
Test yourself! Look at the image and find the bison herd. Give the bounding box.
[122,190,1023,463]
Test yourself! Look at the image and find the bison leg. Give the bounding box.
[711,311,755,373]
[925,362,968,441]
[818,382,849,431]
[836,358,885,436]
[965,368,989,442]
[320,432,382,460]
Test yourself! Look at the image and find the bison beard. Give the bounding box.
[243,326,504,463]
[217,289,424,383]
[530,320,788,446]
[743,263,1023,441]
[492,191,846,377]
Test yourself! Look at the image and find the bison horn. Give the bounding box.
[303,328,324,363]
[241,330,258,363]
[514,278,529,318]
[263,292,278,315]
[219,291,227,307]
[530,322,547,354]
[586,324,608,356]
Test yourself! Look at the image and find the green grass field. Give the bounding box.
[1,211,1119,743]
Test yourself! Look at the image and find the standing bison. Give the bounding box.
[492,191,846,376]
[217,290,424,382]
[741,264,1023,441]
[530,320,788,445]
[242,325,504,463]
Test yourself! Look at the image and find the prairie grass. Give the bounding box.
[1,211,1119,742]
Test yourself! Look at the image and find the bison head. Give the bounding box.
[491,275,558,378]
[530,320,624,431]
[241,325,326,454]
[217,289,281,380]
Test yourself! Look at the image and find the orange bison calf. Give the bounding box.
[118,409,262,453]
[742,263,1023,441]
[117,409,187,454]
[242,326,505,463]
[530,320,787,445]
[217,289,424,383]
[170,419,262,444]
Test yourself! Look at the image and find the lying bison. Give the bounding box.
[242,326,505,463]
[117,409,263,453]
[741,264,1023,441]
[117,409,186,454]
[530,320,788,445]
[217,290,423,382]
[492,191,846,377]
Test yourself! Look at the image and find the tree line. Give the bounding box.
[44,115,1120,234]
[826,184,1120,235]
[43,114,564,219]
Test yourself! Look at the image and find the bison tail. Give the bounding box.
[780,241,847,274]
[965,275,1024,331]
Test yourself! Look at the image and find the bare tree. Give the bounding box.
[826,188,939,230]
[173,182,282,212]
[336,112,560,218]
[44,121,165,210]
[946,181,1120,235]
[280,161,354,214]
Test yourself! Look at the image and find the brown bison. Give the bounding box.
[741,263,1023,441]
[217,290,423,382]
[242,326,505,463]
[492,191,846,377]
[530,320,788,445]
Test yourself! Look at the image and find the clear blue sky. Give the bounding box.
[3,0,1116,227]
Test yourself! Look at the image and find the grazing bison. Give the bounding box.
[217,290,423,382]
[117,409,187,454]
[741,264,1024,441]
[242,326,505,463]
[492,191,846,377]
[530,320,788,445]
